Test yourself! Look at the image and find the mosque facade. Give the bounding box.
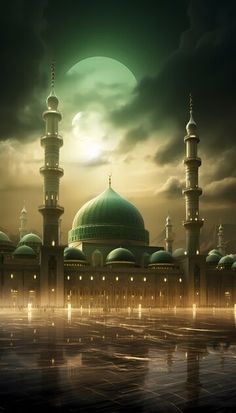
[0,78,236,309]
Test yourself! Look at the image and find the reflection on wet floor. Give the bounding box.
[0,309,236,412]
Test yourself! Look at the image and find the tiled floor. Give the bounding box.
[0,309,235,412]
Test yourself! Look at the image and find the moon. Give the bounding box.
[62,57,137,164]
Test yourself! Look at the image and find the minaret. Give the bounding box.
[39,64,65,308]
[38,63,64,246]
[19,205,28,240]
[217,224,226,256]
[182,95,204,255]
[165,214,174,253]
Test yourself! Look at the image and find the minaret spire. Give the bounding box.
[217,224,226,256]
[108,173,112,188]
[183,95,204,255]
[165,213,174,253]
[19,204,28,240]
[50,61,55,95]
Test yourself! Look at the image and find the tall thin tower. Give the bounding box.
[165,214,174,253]
[38,63,64,246]
[19,205,28,240]
[183,96,203,255]
[39,64,65,308]
[217,224,226,256]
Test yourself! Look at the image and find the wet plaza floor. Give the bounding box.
[0,308,236,412]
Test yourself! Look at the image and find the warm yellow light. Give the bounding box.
[130,277,133,282]
[164,277,167,282]
[143,277,146,282]
[10,274,14,279]
[102,276,105,281]
[179,278,182,283]
[79,276,82,280]
[33,274,37,279]
[67,276,70,280]
[90,276,94,280]
[116,276,119,281]
[51,288,55,292]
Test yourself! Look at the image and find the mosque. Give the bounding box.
[0,75,235,309]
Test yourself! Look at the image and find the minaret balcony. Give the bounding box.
[41,134,63,147]
[43,110,62,121]
[40,166,64,177]
[38,204,64,216]
[183,156,201,166]
[183,219,204,228]
[184,134,199,143]
[182,186,202,196]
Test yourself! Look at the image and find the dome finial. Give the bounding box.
[108,173,112,188]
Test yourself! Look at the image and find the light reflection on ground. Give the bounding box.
[0,309,236,412]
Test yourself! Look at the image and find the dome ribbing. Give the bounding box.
[69,187,149,245]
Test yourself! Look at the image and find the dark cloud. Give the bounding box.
[204,177,236,204]
[0,0,47,140]
[110,0,236,170]
[153,135,183,165]
[117,126,149,153]
[155,177,184,199]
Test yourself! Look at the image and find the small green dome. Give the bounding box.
[69,187,149,245]
[173,248,186,259]
[106,247,135,264]
[149,250,174,264]
[19,233,42,245]
[218,255,234,268]
[206,253,221,264]
[13,245,36,258]
[64,247,86,261]
[0,231,12,244]
[208,249,222,257]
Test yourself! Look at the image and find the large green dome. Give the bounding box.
[69,187,149,245]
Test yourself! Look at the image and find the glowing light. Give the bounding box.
[79,276,82,280]
[116,276,119,281]
[51,288,55,292]
[130,277,133,282]
[33,274,37,279]
[164,277,167,282]
[179,278,182,283]
[90,276,94,280]
[67,276,70,280]
[102,276,105,281]
[52,241,55,246]
[143,277,147,282]
[10,274,14,279]
[27,303,32,311]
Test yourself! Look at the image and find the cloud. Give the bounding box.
[109,0,236,174]
[155,177,184,199]
[117,126,149,153]
[204,177,236,204]
[0,1,48,141]
[153,136,183,165]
